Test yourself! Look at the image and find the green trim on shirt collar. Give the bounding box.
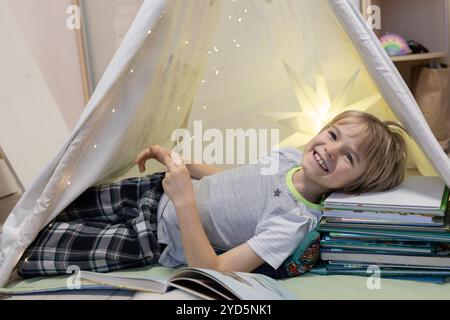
[286,167,323,211]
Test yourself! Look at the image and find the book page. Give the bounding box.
[169,279,232,300]
[134,289,201,300]
[170,277,236,300]
[80,271,167,294]
[325,176,446,209]
[170,268,296,300]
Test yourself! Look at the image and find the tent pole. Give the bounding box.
[72,0,92,104]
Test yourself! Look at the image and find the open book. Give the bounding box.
[80,267,296,300]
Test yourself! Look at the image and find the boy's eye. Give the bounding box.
[328,131,337,140]
[345,153,354,164]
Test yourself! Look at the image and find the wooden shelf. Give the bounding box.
[391,52,448,62]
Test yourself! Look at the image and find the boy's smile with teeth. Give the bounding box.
[313,151,328,172]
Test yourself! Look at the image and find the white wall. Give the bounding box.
[9,0,87,131]
[0,1,70,189]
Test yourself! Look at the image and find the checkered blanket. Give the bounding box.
[17,173,166,278]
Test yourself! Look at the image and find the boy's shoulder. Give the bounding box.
[273,147,303,163]
[255,147,302,175]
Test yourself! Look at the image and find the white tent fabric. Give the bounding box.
[1,0,449,287]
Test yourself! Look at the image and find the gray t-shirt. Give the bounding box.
[156,148,323,269]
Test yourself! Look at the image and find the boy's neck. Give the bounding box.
[292,168,329,204]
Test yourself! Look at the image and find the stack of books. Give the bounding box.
[313,176,450,283]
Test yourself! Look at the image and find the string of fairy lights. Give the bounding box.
[197,1,248,114]
[170,0,250,144]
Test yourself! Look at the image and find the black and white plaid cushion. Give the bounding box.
[17,173,166,278]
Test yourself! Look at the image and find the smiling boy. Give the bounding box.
[298,111,407,203]
[17,111,407,278]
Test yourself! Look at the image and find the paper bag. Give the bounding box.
[412,64,450,151]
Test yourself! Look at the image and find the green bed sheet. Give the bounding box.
[1,266,450,300]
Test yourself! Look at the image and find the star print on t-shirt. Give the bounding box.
[273,189,282,197]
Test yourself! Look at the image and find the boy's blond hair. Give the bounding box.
[322,110,408,194]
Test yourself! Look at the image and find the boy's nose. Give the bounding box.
[325,146,337,161]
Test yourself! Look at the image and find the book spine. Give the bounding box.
[321,252,450,267]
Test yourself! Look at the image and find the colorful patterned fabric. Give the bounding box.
[253,229,321,279]
[17,173,166,278]
[283,229,321,276]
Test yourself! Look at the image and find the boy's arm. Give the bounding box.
[185,163,223,180]
[162,156,265,272]
[174,196,265,272]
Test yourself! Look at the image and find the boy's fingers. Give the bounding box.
[164,156,176,171]
[134,154,140,163]
[135,152,144,165]
[135,148,153,171]
[180,155,191,165]
[170,151,183,166]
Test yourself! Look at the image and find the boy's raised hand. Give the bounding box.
[162,154,195,207]
[135,146,194,204]
[134,145,171,173]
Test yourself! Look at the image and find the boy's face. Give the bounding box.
[302,120,368,191]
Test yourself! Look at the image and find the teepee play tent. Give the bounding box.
[1,0,449,287]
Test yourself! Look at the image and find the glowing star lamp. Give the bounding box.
[259,62,381,149]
